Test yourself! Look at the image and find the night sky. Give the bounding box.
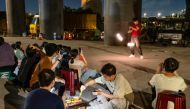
[0,0,186,17]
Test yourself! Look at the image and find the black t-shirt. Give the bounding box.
[24,88,64,109]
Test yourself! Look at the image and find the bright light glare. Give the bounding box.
[116,33,123,41]
[127,42,135,47]
[144,13,147,17]
[157,12,161,17]
[172,13,175,17]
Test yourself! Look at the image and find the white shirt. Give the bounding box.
[69,59,85,78]
[95,73,133,98]
[149,74,187,109]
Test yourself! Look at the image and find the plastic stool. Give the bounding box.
[60,69,80,96]
[156,90,186,109]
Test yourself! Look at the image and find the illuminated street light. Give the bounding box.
[181,9,186,14]
[172,13,175,17]
[143,13,147,18]
[157,12,161,17]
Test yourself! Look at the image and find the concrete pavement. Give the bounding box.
[1,36,190,109]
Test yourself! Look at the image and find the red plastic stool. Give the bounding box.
[60,69,80,96]
[156,90,186,109]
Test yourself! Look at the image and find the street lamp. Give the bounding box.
[157,12,161,17]
[181,9,186,14]
[171,13,175,17]
[143,13,147,18]
[181,9,184,13]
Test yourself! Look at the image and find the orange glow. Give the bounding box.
[81,0,87,7]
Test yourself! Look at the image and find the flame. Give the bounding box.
[116,33,123,41]
[127,42,135,47]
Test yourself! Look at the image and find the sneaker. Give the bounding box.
[129,55,135,58]
[140,55,144,59]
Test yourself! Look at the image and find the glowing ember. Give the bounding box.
[116,33,123,41]
[127,42,135,47]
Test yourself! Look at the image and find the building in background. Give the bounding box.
[81,0,87,7]
[81,0,102,16]
[64,12,96,30]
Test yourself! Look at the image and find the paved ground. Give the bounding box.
[0,36,190,109]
